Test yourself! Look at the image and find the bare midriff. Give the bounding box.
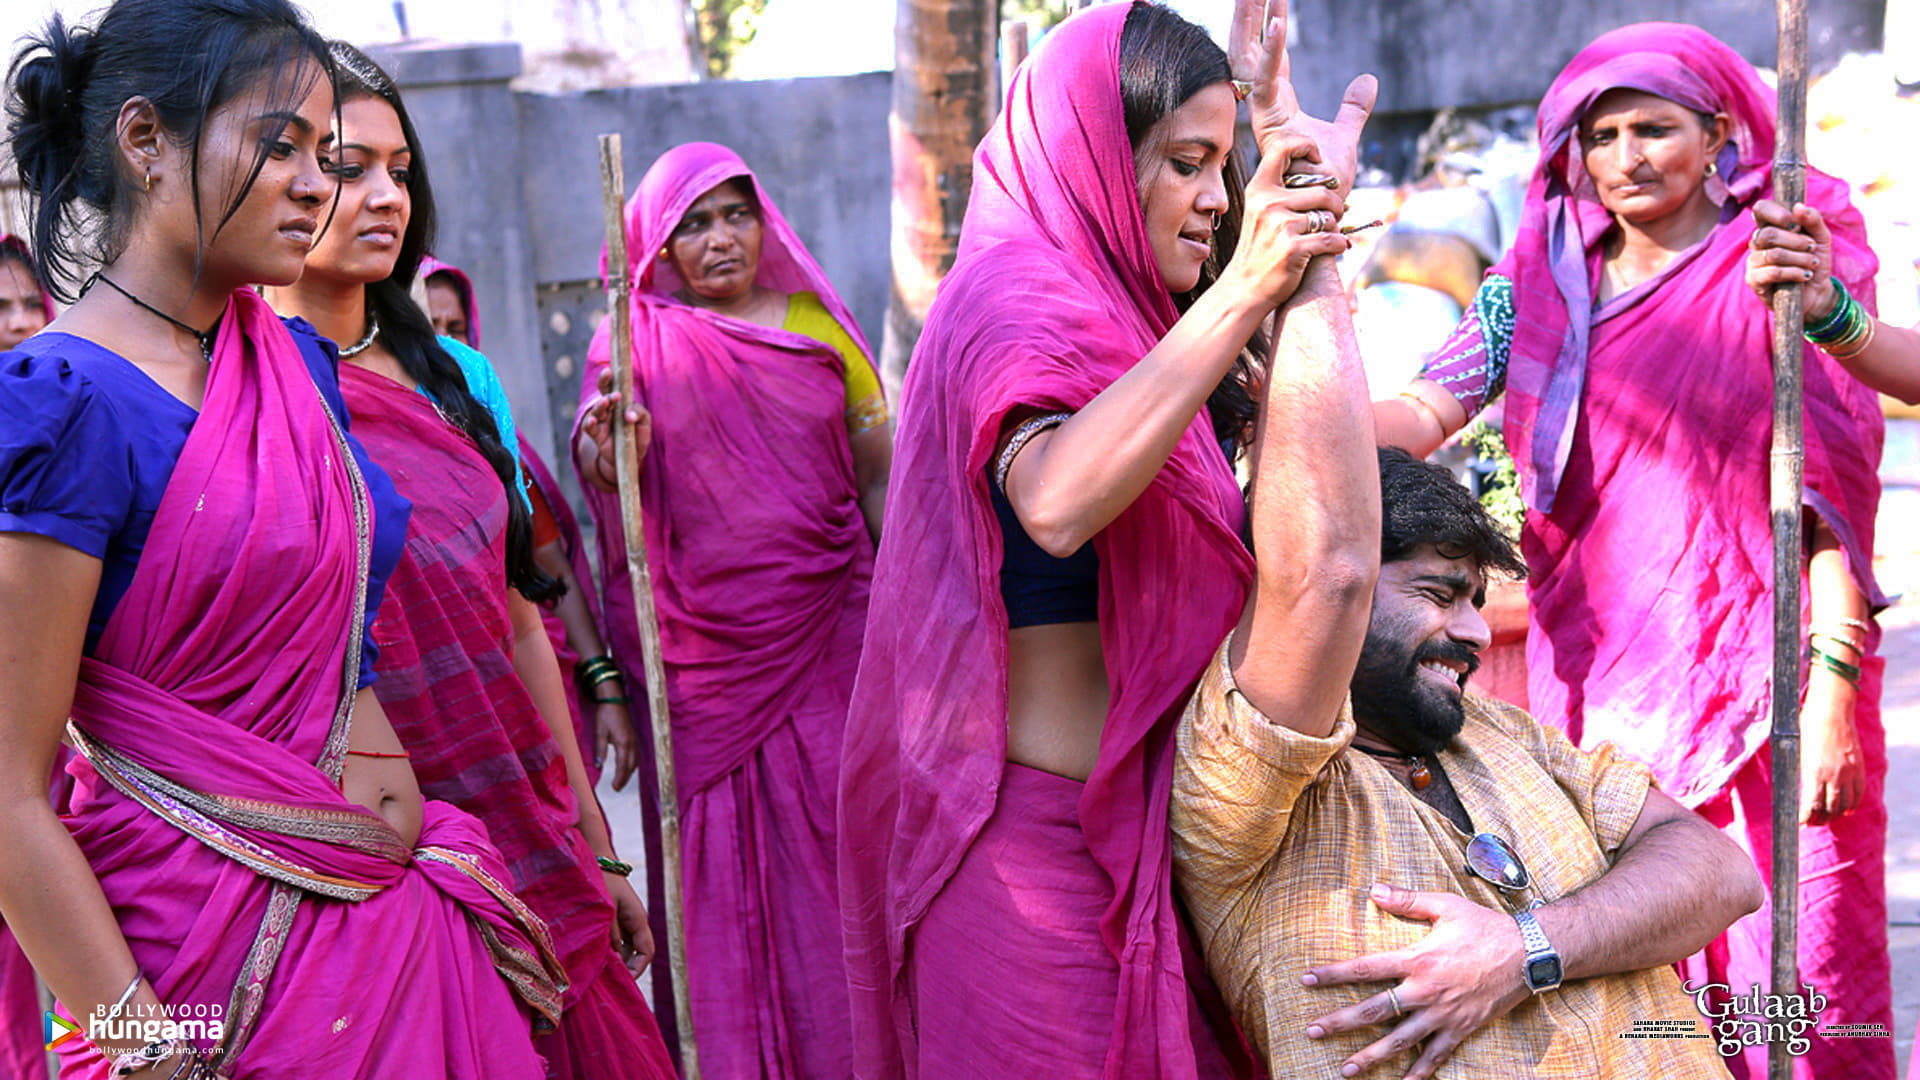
[340,708,424,848]
[1005,621,1110,782]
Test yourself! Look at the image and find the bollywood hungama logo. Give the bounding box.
[43,1002,227,1053]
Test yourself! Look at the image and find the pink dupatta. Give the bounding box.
[838,6,1254,1077]
[1495,23,1885,802]
[60,290,560,1074]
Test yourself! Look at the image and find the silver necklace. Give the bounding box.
[339,313,381,358]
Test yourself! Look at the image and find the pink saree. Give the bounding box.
[574,141,873,1077]
[340,362,674,1080]
[54,290,560,1078]
[1496,25,1891,1079]
[418,255,609,785]
[838,7,1254,1078]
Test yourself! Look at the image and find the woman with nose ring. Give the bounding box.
[264,43,675,1080]
[574,140,890,1078]
[1372,23,1891,1080]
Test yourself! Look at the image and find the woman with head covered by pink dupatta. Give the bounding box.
[836,1,1376,1076]
[573,139,891,1074]
[0,2,565,1077]
[1375,23,1891,1080]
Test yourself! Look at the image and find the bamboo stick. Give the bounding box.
[1767,2,1809,1077]
[597,132,700,1080]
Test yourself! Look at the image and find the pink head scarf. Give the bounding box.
[419,255,479,347]
[0,234,57,323]
[839,5,1253,1076]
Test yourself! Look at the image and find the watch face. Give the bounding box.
[1527,956,1563,988]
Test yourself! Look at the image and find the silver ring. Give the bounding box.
[1304,209,1334,234]
[1386,986,1404,1019]
[1284,172,1340,190]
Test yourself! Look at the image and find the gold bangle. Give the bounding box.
[1824,316,1877,360]
[1399,389,1448,434]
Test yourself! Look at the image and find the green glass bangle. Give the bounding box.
[593,695,630,706]
[1802,277,1853,340]
[596,855,634,877]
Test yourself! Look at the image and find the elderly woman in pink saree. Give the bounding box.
[839,2,1375,1076]
[574,141,889,1076]
[1374,24,1892,1080]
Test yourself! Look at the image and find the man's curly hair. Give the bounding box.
[1378,446,1528,580]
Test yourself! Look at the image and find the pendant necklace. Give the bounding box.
[87,273,217,359]
[1351,743,1434,790]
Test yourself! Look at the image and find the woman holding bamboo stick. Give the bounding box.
[1373,24,1893,1080]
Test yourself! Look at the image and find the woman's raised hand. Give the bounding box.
[1231,0,1377,190]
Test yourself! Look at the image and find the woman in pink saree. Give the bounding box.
[573,140,888,1076]
[0,4,561,1077]
[1374,23,1892,1080]
[838,2,1373,1076]
[264,45,674,1080]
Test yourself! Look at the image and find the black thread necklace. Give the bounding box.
[1350,742,1434,790]
[87,273,217,359]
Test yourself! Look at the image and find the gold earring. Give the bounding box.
[658,247,669,260]
[144,169,152,193]
[1705,161,1718,177]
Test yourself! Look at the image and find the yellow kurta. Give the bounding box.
[1171,640,1731,1079]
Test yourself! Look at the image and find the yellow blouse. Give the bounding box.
[783,291,888,435]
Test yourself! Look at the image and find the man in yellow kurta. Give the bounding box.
[1170,254,1762,1079]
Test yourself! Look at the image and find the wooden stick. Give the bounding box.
[1767,3,1808,1078]
[597,132,700,1080]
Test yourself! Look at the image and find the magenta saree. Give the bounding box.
[839,7,1254,1078]
[54,290,560,1078]
[574,140,873,1078]
[1492,25,1891,1080]
[339,361,674,1080]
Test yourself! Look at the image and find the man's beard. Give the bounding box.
[1349,627,1480,755]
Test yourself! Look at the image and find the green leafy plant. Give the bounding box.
[1461,420,1525,539]
[691,0,769,78]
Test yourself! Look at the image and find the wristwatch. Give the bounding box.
[1513,909,1563,992]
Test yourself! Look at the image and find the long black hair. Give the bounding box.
[330,42,559,604]
[1118,0,1266,455]
[7,0,334,301]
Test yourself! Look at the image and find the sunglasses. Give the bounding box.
[1464,832,1543,910]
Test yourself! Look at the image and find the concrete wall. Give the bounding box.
[1287,0,1887,118]
[368,45,890,481]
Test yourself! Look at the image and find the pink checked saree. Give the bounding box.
[1486,25,1891,1080]
[574,141,873,1079]
[839,7,1255,1078]
[340,362,674,1080]
[55,290,559,1078]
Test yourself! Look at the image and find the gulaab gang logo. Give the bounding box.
[1686,980,1824,1057]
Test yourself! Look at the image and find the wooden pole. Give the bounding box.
[1767,2,1808,1078]
[597,132,700,1080]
